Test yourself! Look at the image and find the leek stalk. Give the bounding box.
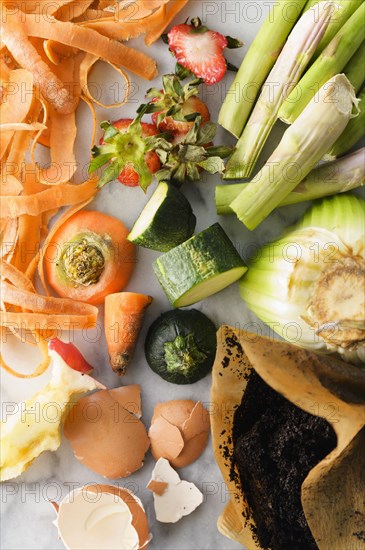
[325,90,365,160]
[218,0,306,138]
[239,194,365,364]
[304,0,362,58]
[216,148,365,214]
[224,2,334,179]
[279,2,365,124]
[229,75,357,230]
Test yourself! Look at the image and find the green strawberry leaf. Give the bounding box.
[88,153,114,174]
[186,162,201,181]
[226,36,244,49]
[206,145,233,158]
[226,61,239,72]
[197,122,217,145]
[155,167,172,182]
[197,157,225,174]
[175,63,194,80]
[184,117,201,144]
[179,145,206,163]
[97,158,125,188]
[134,157,153,193]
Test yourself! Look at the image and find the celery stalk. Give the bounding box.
[216,148,365,214]
[278,2,365,124]
[344,41,365,93]
[229,75,357,230]
[325,90,365,160]
[218,0,306,138]
[304,0,362,58]
[224,2,334,179]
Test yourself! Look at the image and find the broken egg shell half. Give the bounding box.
[63,385,149,478]
[147,458,203,523]
[54,484,151,550]
[148,400,210,468]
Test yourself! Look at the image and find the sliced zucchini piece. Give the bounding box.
[128,181,196,252]
[153,223,247,307]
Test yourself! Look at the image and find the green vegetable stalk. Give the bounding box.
[216,148,365,214]
[304,0,362,58]
[229,75,357,230]
[218,0,306,138]
[278,2,365,124]
[344,41,365,93]
[224,1,334,179]
[325,90,365,160]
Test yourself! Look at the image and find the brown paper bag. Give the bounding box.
[211,326,365,550]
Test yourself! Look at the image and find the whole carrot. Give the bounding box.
[105,292,153,375]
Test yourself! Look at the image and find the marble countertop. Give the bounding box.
[0,1,342,549]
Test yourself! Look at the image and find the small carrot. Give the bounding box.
[105,292,153,375]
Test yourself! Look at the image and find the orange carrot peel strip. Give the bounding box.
[1,179,98,218]
[0,328,51,379]
[1,11,76,114]
[18,11,158,80]
[80,53,130,109]
[145,0,189,46]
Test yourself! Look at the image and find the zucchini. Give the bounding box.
[153,223,247,307]
[145,309,216,384]
[127,181,196,252]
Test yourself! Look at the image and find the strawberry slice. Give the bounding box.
[89,110,165,192]
[168,23,228,85]
[49,338,94,374]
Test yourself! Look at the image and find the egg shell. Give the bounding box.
[63,388,150,478]
[149,400,210,468]
[86,484,151,548]
[56,486,140,550]
[148,416,184,460]
[149,458,203,523]
[182,401,210,440]
[109,385,142,418]
[167,431,209,469]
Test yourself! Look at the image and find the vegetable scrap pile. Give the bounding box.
[0,0,189,377]
[1,0,365,548]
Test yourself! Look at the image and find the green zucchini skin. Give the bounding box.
[128,181,196,252]
[153,223,247,307]
[145,309,217,384]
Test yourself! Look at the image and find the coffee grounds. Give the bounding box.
[233,370,337,550]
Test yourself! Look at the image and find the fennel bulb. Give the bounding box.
[240,194,365,364]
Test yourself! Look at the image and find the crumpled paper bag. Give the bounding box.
[211,326,365,550]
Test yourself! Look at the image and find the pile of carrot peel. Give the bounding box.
[0,0,189,378]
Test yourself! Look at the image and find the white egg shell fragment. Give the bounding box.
[148,458,203,523]
[55,485,151,550]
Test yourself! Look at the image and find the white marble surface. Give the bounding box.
[0,1,352,549]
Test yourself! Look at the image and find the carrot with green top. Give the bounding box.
[105,292,153,375]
